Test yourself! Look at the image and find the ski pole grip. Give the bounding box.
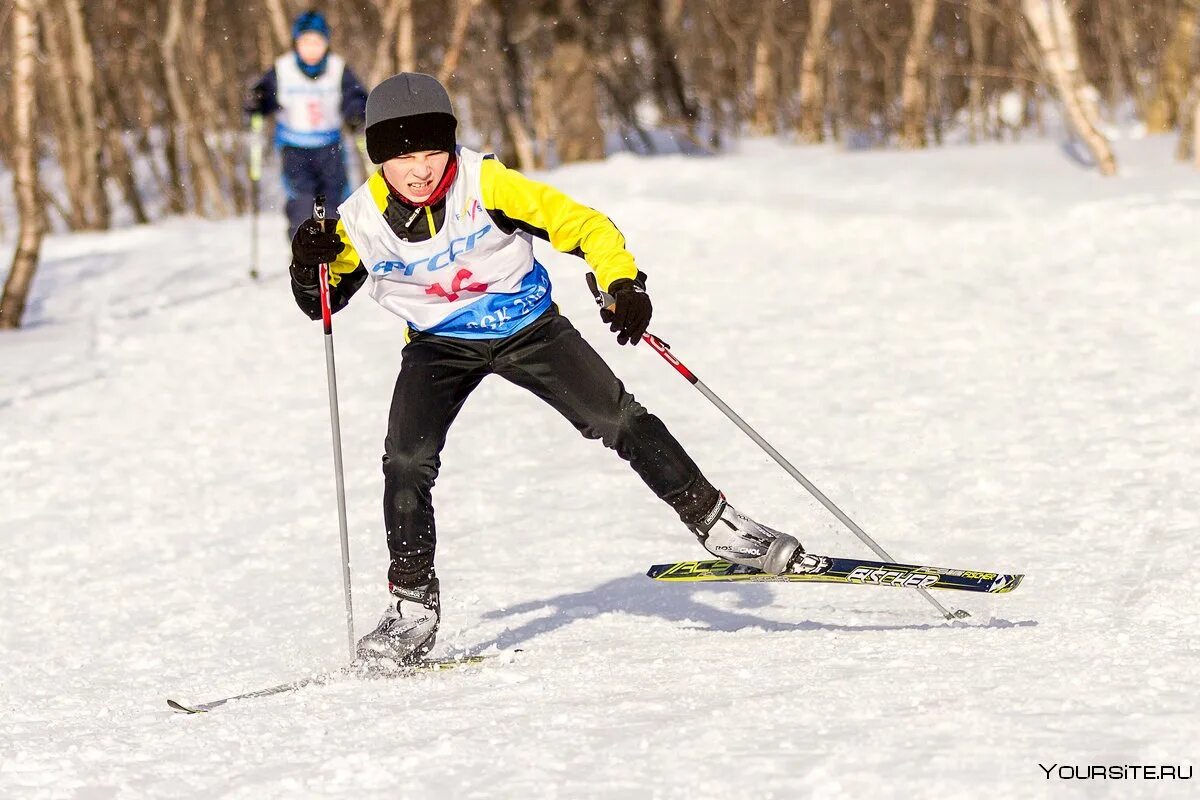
[313,193,327,232]
[314,194,333,332]
[248,114,265,182]
[584,273,615,312]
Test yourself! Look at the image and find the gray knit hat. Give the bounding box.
[365,73,458,164]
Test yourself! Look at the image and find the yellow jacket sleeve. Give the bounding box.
[327,217,363,289]
[479,158,639,291]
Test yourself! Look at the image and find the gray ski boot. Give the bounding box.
[356,577,440,666]
[689,494,804,574]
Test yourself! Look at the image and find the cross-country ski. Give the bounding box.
[166,655,498,714]
[648,556,1023,595]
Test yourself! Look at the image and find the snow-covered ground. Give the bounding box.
[2,137,1198,798]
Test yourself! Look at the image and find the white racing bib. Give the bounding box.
[274,53,346,149]
[337,148,552,338]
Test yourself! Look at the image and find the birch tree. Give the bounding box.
[1145,1,1198,134]
[900,0,938,147]
[1,0,46,330]
[1021,0,1117,175]
[751,0,779,135]
[797,0,834,143]
[161,0,231,216]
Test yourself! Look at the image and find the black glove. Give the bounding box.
[290,218,345,286]
[243,86,266,116]
[600,274,652,346]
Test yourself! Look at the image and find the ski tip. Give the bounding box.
[996,574,1024,593]
[166,699,206,715]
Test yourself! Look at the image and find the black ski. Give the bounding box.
[648,554,1022,594]
[167,655,495,714]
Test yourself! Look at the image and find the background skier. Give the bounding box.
[287,73,805,664]
[245,10,368,233]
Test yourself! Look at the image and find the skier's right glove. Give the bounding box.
[601,273,652,346]
[243,85,266,116]
[290,218,345,286]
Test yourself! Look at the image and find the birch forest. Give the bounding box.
[1,0,1198,326]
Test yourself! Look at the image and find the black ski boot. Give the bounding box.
[356,577,440,666]
[689,494,804,574]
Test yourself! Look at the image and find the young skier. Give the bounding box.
[245,10,368,233]
[288,73,805,663]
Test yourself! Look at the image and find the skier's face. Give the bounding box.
[295,32,329,66]
[383,151,451,203]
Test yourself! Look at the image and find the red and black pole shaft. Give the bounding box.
[640,331,697,384]
[584,273,964,620]
[315,198,334,336]
[314,194,357,656]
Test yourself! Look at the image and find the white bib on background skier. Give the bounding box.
[273,52,347,148]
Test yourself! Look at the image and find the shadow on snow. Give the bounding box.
[472,573,1037,652]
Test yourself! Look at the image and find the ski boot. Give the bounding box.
[689,494,804,574]
[356,577,440,667]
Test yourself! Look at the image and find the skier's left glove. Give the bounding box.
[290,218,345,286]
[601,273,652,346]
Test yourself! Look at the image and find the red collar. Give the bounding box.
[384,156,458,208]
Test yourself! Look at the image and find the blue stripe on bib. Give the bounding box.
[421,262,553,339]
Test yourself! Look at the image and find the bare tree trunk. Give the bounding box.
[751,0,779,135]
[533,67,554,168]
[439,0,482,86]
[99,66,150,225]
[648,0,697,137]
[1,0,46,330]
[549,4,605,164]
[797,0,833,143]
[1093,0,1126,112]
[1194,79,1200,168]
[369,1,398,85]
[106,125,150,225]
[900,0,937,147]
[1179,73,1200,164]
[967,0,988,143]
[62,0,109,228]
[369,0,411,86]
[552,41,606,162]
[1021,0,1117,175]
[828,43,843,143]
[852,0,899,141]
[262,0,292,54]
[39,9,87,230]
[397,0,416,72]
[1108,0,1152,123]
[161,0,230,216]
[486,1,535,169]
[1145,1,1198,133]
[502,108,537,170]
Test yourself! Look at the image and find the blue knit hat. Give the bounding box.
[292,10,330,41]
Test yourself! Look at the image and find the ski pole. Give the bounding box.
[585,274,967,621]
[315,193,357,657]
[248,114,264,280]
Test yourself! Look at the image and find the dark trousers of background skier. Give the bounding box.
[383,307,720,588]
[282,143,349,234]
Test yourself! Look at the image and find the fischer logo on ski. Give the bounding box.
[845,566,938,589]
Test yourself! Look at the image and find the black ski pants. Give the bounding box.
[382,307,718,588]
[281,143,348,234]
